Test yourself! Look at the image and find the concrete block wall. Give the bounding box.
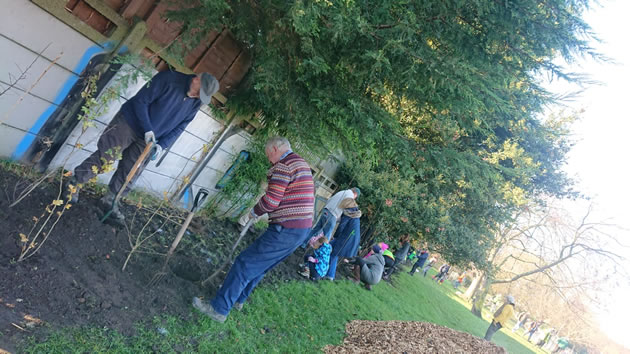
[0,0,107,159]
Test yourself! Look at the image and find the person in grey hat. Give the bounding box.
[66,70,219,220]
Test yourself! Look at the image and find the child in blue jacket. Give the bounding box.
[299,233,332,280]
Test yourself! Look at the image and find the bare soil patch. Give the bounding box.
[0,167,303,351]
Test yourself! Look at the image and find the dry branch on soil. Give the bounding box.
[324,320,506,354]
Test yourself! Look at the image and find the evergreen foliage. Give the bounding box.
[168,1,595,267]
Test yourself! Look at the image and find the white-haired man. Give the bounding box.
[193,136,314,323]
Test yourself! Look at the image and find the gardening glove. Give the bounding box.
[144,131,157,144]
[151,144,163,161]
[307,256,317,263]
[248,209,260,223]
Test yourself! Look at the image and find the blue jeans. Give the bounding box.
[326,256,339,279]
[309,209,336,240]
[211,224,310,316]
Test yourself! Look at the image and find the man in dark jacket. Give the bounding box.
[408,250,429,276]
[384,240,410,277]
[66,70,219,220]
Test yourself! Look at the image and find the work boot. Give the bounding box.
[99,193,125,221]
[192,297,226,323]
[64,177,81,204]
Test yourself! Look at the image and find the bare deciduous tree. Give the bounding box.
[468,201,628,319]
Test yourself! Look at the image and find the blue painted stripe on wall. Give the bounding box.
[9,41,128,160]
[11,44,106,160]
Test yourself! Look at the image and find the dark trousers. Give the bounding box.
[303,255,321,280]
[211,224,310,315]
[485,321,502,341]
[74,112,149,196]
[409,258,427,275]
[383,256,395,276]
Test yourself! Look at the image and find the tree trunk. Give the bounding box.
[471,274,491,317]
[464,272,482,299]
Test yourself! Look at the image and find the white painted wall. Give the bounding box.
[0,0,103,159]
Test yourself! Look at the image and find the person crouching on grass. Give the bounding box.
[298,233,331,280]
[349,244,385,290]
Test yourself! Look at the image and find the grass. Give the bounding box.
[23,267,543,353]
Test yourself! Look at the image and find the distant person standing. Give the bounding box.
[484,295,515,342]
[512,312,529,332]
[552,337,569,353]
[408,250,429,276]
[453,274,465,289]
[527,320,542,342]
[384,239,410,277]
[433,263,450,283]
[423,256,437,277]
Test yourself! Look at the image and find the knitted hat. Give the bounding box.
[372,244,382,254]
[353,187,361,198]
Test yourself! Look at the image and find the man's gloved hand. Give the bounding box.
[144,131,156,144]
[249,209,259,222]
[151,144,163,161]
[307,256,317,263]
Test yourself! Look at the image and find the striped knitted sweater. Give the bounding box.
[253,152,314,228]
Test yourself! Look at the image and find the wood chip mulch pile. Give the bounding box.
[324,320,508,354]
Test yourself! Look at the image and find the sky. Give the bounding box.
[545,0,630,348]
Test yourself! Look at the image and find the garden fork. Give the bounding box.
[149,187,209,286]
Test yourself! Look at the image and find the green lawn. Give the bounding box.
[25,266,542,353]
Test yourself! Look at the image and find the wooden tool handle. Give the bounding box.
[114,142,154,201]
[166,211,195,257]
